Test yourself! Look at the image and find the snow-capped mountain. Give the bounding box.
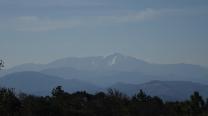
[45,53,148,71]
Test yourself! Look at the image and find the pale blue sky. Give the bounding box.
[0,0,208,68]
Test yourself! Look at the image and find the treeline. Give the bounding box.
[0,86,208,116]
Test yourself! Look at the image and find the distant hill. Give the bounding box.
[110,80,208,101]
[0,71,101,96]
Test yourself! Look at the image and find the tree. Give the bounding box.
[105,89,130,116]
[132,90,151,102]
[189,91,205,115]
[0,88,21,116]
[0,59,4,70]
[51,86,65,98]
[131,90,161,116]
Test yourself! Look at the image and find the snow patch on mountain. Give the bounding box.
[109,56,118,66]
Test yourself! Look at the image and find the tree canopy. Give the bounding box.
[0,86,208,116]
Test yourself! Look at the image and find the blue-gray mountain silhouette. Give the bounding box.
[0,71,101,95]
[1,53,207,86]
[1,71,208,101]
[110,80,208,101]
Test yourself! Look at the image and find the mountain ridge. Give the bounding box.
[0,53,208,86]
[1,71,208,101]
[110,80,208,101]
[0,71,101,95]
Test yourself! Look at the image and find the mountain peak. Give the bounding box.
[106,53,128,59]
[105,53,126,66]
[110,53,125,57]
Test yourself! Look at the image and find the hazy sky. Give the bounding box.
[0,0,208,68]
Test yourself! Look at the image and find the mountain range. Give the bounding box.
[0,53,208,100]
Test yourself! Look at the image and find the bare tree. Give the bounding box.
[0,59,4,70]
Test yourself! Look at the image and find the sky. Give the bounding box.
[0,0,208,68]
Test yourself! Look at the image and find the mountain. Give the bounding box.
[0,71,101,95]
[38,53,208,85]
[110,80,208,101]
[0,53,208,86]
[46,53,149,71]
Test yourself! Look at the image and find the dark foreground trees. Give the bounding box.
[0,86,208,116]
